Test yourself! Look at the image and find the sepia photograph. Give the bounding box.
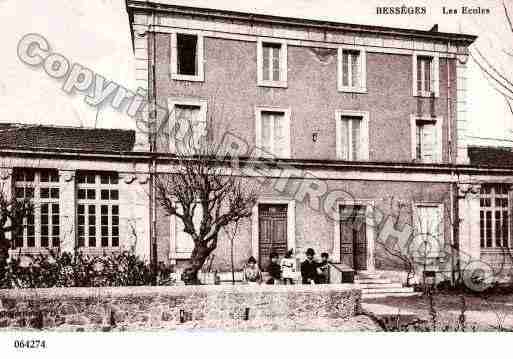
[1,0,513,356]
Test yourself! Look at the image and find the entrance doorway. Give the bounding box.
[340,205,367,270]
[258,204,288,269]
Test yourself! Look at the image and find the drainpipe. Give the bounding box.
[149,11,158,284]
[447,43,457,285]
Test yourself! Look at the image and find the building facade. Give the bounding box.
[4,2,513,285]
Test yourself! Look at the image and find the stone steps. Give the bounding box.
[362,292,422,299]
[355,272,417,299]
[355,278,392,284]
[361,287,414,294]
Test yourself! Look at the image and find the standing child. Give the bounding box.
[317,252,330,284]
[280,249,296,285]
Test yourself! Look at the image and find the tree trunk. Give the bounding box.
[182,242,213,284]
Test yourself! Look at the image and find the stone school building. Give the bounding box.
[3,2,513,285]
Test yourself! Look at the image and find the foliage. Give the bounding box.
[0,250,175,289]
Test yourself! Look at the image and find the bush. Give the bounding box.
[0,250,175,289]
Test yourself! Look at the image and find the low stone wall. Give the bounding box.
[0,284,361,331]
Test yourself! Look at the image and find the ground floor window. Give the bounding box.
[480,184,510,248]
[76,172,119,249]
[13,168,60,249]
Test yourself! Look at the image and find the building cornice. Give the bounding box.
[3,147,513,177]
[126,1,477,46]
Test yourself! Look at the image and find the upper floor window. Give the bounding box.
[411,115,442,163]
[14,168,60,249]
[171,32,204,82]
[76,172,119,249]
[337,46,367,93]
[335,110,369,161]
[257,39,287,88]
[255,107,291,158]
[413,52,439,97]
[168,97,208,154]
[480,184,510,249]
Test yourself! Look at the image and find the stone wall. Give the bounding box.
[0,285,361,331]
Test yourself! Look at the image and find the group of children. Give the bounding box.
[242,248,330,285]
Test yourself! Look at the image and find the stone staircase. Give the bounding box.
[355,272,419,299]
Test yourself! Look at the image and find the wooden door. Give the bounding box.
[258,204,288,270]
[340,205,367,271]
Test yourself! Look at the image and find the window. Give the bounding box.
[170,32,204,81]
[14,169,60,249]
[168,97,208,154]
[480,184,510,249]
[413,52,439,97]
[335,111,369,161]
[257,39,287,87]
[172,203,203,257]
[411,116,442,163]
[77,172,119,249]
[255,107,291,158]
[337,47,367,93]
[412,204,444,258]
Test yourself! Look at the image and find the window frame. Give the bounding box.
[76,172,120,251]
[170,31,205,82]
[335,110,370,161]
[169,201,203,260]
[12,168,60,250]
[255,106,291,159]
[410,115,443,163]
[167,97,208,154]
[337,46,367,93]
[480,184,511,250]
[412,51,439,98]
[412,202,445,260]
[257,38,288,88]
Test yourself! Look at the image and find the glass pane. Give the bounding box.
[339,118,349,160]
[351,52,359,87]
[342,52,349,86]
[261,112,272,154]
[351,119,361,160]
[262,45,270,81]
[272,46,280,81]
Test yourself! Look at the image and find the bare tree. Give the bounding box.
[154,115,258,283]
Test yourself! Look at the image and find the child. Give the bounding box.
[317,252,330,284]
[243,256,262,284]
[266,252,281,284]
[280,249,296,285]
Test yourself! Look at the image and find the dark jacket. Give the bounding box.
[268,262,281,280]
[300,259,319,284]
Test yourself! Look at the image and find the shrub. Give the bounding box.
[0,250,175,289]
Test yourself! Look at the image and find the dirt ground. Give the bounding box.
[363,293,513,331]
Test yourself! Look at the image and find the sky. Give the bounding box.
[1,0,513,144]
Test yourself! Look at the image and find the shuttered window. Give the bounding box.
[174,203,203,254]
[342,50,361,88]
[339,116,362,160]
[262,43,281,81]
[257,109,290,158]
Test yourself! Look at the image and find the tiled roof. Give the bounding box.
[0,124,135,153]
[468,146,513,168]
